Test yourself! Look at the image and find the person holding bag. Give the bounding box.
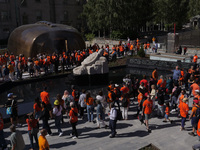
[26,112,39,150]
[52,100,63,137]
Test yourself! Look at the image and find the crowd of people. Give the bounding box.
[1,39,200,149]
[1,61,200,149]
[0,37,161,82]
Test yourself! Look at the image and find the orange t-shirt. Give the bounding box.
[192,105,198,117]
[38,135,49,150]
[152,70,158,80]
[85,97,94,105]
[179,94,184,104]
[26,118,38,131]
[69,107,78,123]
[191,83,200,96]
[33,103,42,112]
[193,55,198,63]
[137,93,143,104]
[197,119,200,136]
[40,91,50,104]
[165,107,170,115]
[72,90,79,102]
[143,100,153,115]
[157,79,166,88]
[120,86,129,95]
[107,92,113,103]
[179,102,189,118]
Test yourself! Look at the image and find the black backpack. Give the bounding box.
[195,106,200,119]
[116,109,122,120]
[121,98,128,107]
[115,88,121,98]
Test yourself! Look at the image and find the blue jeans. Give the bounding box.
[0,130,7,149]
[157,104,164,117]
[28,130,38,149]
[109,120,117,137]
[181,117,186,128]
[55,115,62,133]
[87,105,94,121]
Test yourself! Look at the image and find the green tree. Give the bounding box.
[188,0,200,18]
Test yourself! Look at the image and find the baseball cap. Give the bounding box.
[7,93,13,98]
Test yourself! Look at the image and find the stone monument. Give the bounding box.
[73,49,109,85]
[167,33,179,53]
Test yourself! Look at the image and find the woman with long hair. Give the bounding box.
[84,92,94,122]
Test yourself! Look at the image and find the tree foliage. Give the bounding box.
[82,0,196,37]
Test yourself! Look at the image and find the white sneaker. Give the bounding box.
[59,132,63,137]
[72,136,78,139]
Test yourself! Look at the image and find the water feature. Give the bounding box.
[0,67,172,118]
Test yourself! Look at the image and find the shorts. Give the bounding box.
[10,110,18,118]
[165,114,169,119]
[46,103,52,111]
[145,114,150,120]
[191,117,198,128]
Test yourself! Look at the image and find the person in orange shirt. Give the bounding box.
[157,75,166,89]
[190,80,200,97]
[40,87,52,118]
[33,97,42,120]
[71,85,80,109]
[179,89,186,104]
[163,102,172,123]
[193,119,200,149]
[179,98,189,131]
[193,54,198,63]
[69,102,78,139]
[142,95,153,131]
[179,68,184,86]
[0,113,7,149]
[84,92,94,122]
[152,68,158,81]
[120,93,130,120]
[38,129,49,150]
[189,98,199,136]
[137,89,144,116]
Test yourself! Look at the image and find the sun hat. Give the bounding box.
[54,100,60,106]
[182,98,188,103]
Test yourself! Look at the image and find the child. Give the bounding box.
[163,102,172,123]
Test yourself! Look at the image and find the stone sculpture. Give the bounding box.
[73,49,109,75]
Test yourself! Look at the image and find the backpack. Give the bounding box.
[115,88,121,98]
[75,91,80,99]
[116,109,122,120]
[195,106,200,119]
[121,98,128,107]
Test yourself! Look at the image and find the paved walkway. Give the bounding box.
[2,96,199,150]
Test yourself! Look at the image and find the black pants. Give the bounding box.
[80,107,85,118]
[109,120,117,137]
[71,122,78,137]
[42,119,52,134]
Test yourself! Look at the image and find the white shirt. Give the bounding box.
[79,93,86,107]
[53,106,62,116]
[109,108,117,120]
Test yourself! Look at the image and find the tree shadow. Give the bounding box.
[50,141,77,148]
[117,130,149,138]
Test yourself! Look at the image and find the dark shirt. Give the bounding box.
[5,99,17,112]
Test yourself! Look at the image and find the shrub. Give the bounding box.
[138,46,145,57]
[85,33,95,41]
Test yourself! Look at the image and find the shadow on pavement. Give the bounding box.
[50,141,77,148]
[117,130,149,138]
